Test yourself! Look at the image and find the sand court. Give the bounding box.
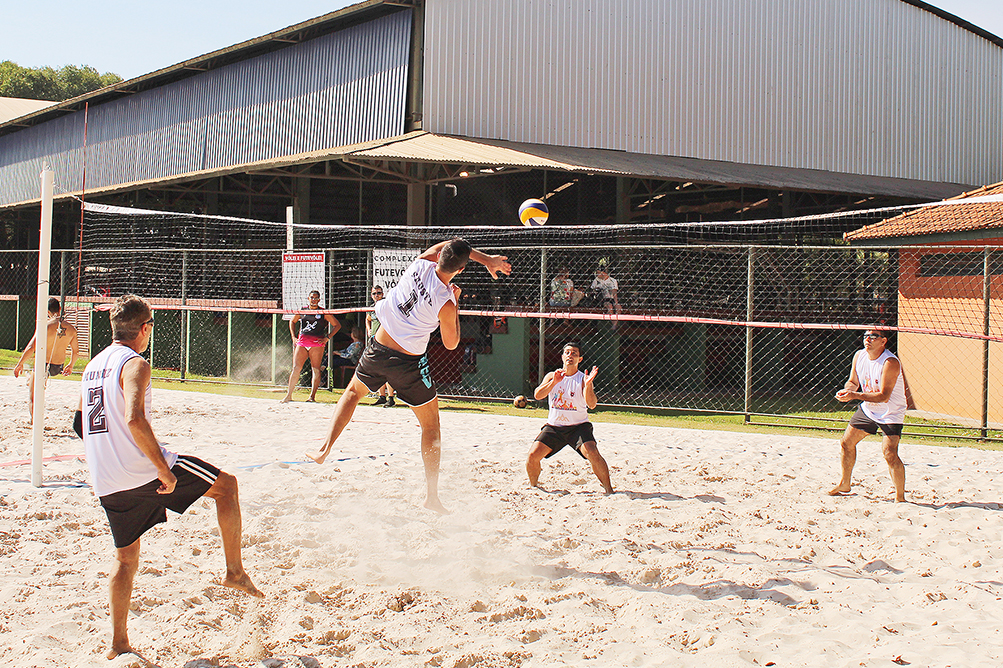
[1,373,1002,667]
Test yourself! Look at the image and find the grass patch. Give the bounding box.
[3,348,1000,451]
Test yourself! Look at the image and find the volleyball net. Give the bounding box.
[3,196,1003,439]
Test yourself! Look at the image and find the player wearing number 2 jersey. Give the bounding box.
[305,239,512,514]
[76,294,262,659]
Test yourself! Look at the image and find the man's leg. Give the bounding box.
[307,347,325,401]
[410,398,449,514]
[305,375,368,464]
[526,442,551,488]
[27,371,35,421]
[580,441,613,493]
[107,540,141,659]
[828,425,868,495]
[882,435,906,502]
[281,346,310,403]
[203,472,264,597]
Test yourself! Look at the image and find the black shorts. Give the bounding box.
[849,407,903,437]
[355,340,436,407]
[535,423,596,459]
[99,455,220,548]
[47,363,63,377]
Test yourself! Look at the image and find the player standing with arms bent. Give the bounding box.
[829,328,908,502]
[306,239,511,513]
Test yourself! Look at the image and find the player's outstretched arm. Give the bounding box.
[467,249,511,279]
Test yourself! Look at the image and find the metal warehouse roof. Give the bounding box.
[0,97,53,125]
[845,182,1003,244]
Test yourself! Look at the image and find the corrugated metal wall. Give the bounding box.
[423,0,1003,188]
[0,10,412,208]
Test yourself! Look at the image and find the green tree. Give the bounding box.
[0,61,122,101]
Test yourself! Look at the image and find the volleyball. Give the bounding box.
[519,198,549,226]
[513,395,528,408]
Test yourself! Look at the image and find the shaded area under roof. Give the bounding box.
[845,182,1003,245]
[343,132,973,199]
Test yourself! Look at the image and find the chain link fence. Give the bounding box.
[3,242,1002,441]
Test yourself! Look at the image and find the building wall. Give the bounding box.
[0,10,413,208]
[423,0,1003,187]
[897,243,1003,423]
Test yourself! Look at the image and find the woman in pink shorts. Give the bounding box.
[281,290,341,402]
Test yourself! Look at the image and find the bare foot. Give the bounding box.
[828,484,852,496]
[424,497,451,515]
[279,396,292,404]
[603,486,614,495]
[223,572,265,598]
[106,644,153,664]
[305,449,329,464]
[306,398,317,403]
[895,493,907,503]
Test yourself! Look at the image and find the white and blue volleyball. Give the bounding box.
[519,198,549,226]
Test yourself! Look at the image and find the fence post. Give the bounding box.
[271,312,278,385]
[981,248,991,440]
[226,311,233,379]
[538,248,547,385]
[324,246,332,387]
[181,251,188,381]
[745,247,755,423]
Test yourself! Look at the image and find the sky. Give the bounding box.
[4,0,1003,81]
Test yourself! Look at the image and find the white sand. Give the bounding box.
[1,373,1002,668]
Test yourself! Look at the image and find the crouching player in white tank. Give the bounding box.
[526,341,613,494]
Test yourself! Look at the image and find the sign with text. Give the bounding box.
[282,252,325,318]
[373,249,419,294]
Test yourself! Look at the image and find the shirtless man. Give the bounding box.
[306,239,511,514]
[526,341,613,494]
[77,294,263,659]
[14,297,79,420]
[829,328,907,502]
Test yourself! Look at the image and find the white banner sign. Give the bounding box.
[373,249,419,293]
[282,252,325,317]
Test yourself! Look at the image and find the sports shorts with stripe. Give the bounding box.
[98,455,221,548]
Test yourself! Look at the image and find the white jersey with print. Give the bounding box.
[591,276,618,299]
[547,370,590,426]
[854,348,907,424]
[375,258,457,355]
[81,344,178,497]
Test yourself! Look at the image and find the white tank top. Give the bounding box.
[855,348,907,424]
[81,344,178,497]
[374,258,457,355]
[547,370,590,426]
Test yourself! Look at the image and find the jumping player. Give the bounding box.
[830,328,907,502]
[526,341,613,494]
[78,294,262,659]
[305,239,511,514]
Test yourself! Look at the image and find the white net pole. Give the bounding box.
[31,167,54,488]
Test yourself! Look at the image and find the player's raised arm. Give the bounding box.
[534,370,561,400]
[419,239,511,279]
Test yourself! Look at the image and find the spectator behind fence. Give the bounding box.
[590,266,622,328]
[331,326,364,367]
[549,266,585,308]
[366,285,397,407]
[281,290,341,403]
